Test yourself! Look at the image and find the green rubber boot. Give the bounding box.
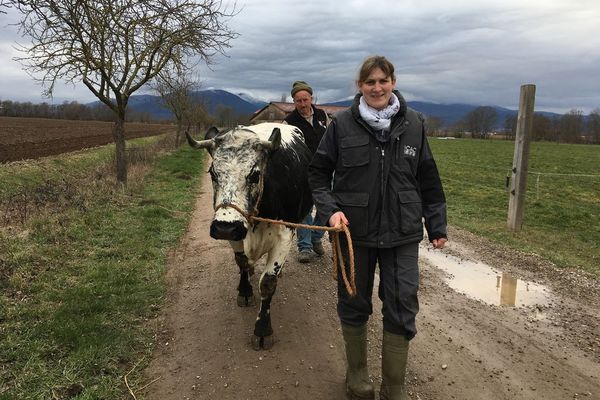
[380,331,409,400]
[342,323,375,399]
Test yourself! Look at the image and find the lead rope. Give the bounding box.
[251,216,357,297]
[214,201,357,297]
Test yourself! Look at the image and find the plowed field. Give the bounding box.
[0,116,173,162]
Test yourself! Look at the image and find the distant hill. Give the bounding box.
[96,90,561,128]
[194,89,267,115]
[126,95,171,119]
[88,89,267,120]
[324,99,561,129]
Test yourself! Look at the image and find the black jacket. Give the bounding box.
[285,105,328,154]
[308,91,447,248]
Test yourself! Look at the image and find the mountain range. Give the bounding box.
[118,89,562,128]
[122,90,267,120]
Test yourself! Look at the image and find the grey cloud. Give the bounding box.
[1,0,599,113]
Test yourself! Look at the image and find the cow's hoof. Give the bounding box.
[251,334,275,351]
[251,334,261,351]
[261,335,275,350]
[237,294,255,307]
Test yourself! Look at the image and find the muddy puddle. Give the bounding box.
[420,245,551,308]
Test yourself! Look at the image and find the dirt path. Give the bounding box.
[143,171,599,400]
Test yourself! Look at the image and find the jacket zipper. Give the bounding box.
[379,147,386,245]
[380,148,385,198]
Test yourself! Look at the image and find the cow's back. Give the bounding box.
[252,123,313,223]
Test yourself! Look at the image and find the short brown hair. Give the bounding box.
[357,55,396,83]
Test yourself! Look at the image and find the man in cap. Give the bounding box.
[284,81,329,263]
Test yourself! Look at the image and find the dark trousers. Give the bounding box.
[337,242,419,340]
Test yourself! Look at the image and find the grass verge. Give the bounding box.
[0,139,205,399]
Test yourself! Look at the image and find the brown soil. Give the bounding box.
[0,116,172,162]
[142,171,600,400]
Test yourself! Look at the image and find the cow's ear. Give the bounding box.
[204,126,220,140]
[267,127,281,152]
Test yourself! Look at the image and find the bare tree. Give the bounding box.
[587,108,600,144]
[11,0,237,183]
[425,115,443,136]
[0,0,10,13]
[462,106,498,139]
[215,104,235,128]
[153,67,204,147]
[532,113,552,142]
[504,114,517,140]
[559,109,585,143]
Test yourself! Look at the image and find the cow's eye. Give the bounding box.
[247,170,261,184]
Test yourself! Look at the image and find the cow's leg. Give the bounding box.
[230,240,255,307]
[251,226,294,350]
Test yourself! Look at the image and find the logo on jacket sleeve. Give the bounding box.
[403,145,417,157]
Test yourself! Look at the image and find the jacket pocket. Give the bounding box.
[333,192,369,237]
[398,190,422,234]
[340,135,369,167]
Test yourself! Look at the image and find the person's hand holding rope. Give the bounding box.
[328,211,349,228]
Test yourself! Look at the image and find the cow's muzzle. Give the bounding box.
[210,220,248,241]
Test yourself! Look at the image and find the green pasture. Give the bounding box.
[429,138,600,276]
[0,138,206,399]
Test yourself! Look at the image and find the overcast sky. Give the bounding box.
[1,0,599,113]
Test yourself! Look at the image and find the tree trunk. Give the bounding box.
[175,121,183,148]
[113,117,127,184]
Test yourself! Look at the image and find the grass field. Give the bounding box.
[0,138,206,399]
[429,138,600,276]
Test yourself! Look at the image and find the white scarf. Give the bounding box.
[358,93,401,132]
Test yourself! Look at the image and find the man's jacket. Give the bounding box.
[285,105,328,154]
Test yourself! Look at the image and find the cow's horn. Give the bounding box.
[186,129,214,150]
[262,127,281,151]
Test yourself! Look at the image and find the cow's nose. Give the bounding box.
[210,220,247,241]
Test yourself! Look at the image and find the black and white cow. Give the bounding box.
[186,122,313,349]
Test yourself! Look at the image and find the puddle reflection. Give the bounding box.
[420,245,551,307]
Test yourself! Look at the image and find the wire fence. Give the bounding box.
[439,159,600,206]
[443,160,600,178]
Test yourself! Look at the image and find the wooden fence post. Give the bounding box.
[508,84,536,231]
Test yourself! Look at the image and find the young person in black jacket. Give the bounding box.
[308,56,448,400]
